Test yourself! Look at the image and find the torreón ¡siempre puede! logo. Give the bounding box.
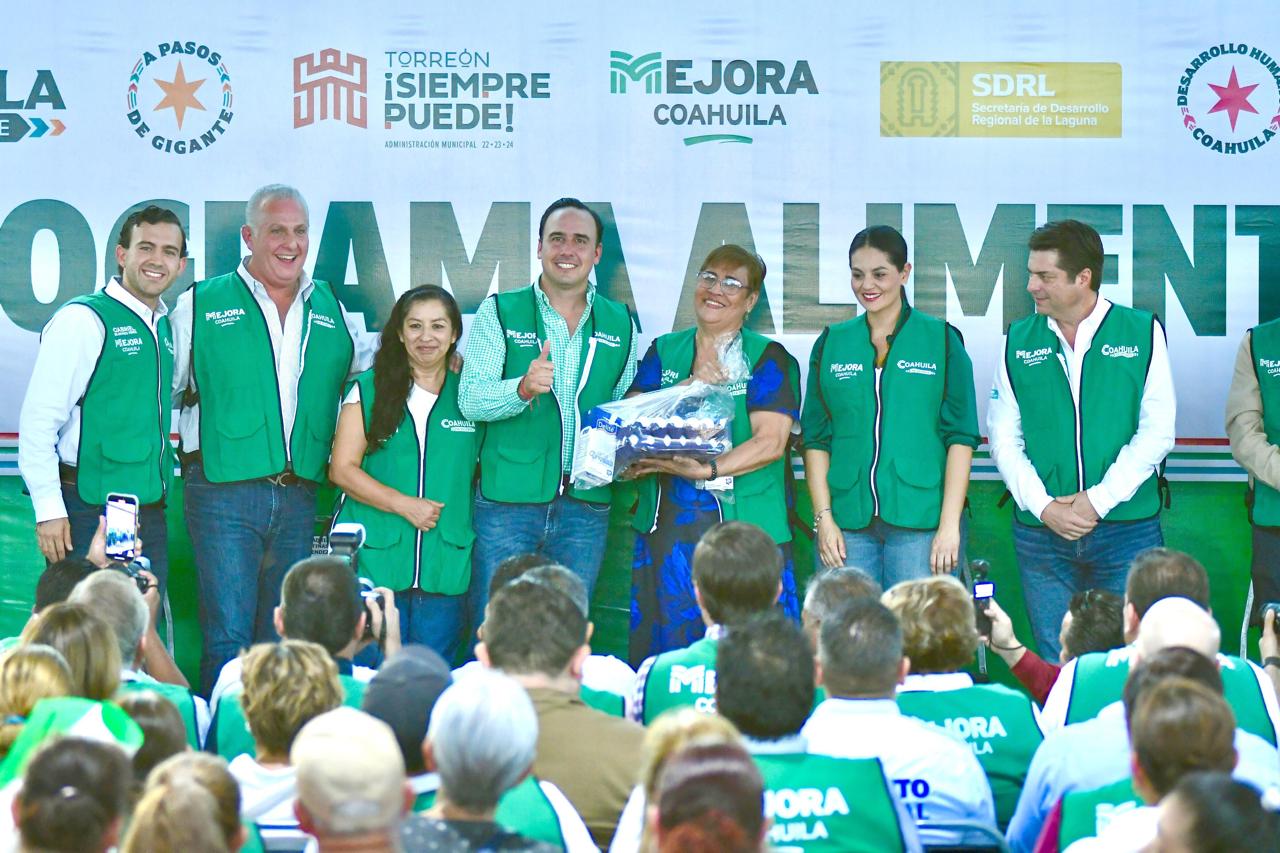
[1176,42,1280,155]
[126,40,233,155]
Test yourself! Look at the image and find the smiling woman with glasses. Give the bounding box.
[623,244,802,665]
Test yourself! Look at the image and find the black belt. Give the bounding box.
[58,463,78,487]
[181,452,313,488]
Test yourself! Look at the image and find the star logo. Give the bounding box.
[1207,66,1259,131]
[153,60,206,130]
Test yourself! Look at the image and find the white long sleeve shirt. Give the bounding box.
[987,297,1176,521]
[18,279,168,522]
[169,260,378,457]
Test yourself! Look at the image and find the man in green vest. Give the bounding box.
[717,609,920,852]
[19,205,187,589]
[989,219,1176,662]
[630,521,783,725]
[458,198,638,636]
[1226,320,1280,627]
[170,185,376,695]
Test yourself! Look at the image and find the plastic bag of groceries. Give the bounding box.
[571,334,750,490]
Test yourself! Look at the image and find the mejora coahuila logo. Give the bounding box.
[609,50,817,145]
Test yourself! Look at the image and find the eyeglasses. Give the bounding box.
[696,270,747,293]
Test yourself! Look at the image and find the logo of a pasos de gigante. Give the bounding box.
[1176,42,1280,155]
[126,40,233,155]
[609,50,817,145]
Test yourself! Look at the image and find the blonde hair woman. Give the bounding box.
[20,603,120,700]
[0,645,72,759]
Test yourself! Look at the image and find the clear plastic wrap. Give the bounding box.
[571,333,749,490]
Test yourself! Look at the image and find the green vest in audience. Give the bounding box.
[118,678,202,749]
[1066,647,1276,745]
[897,682,1043,828]
[414,775,565,848]
[755,752,909,852]
[639,635,720,725]
[1058,777,1141,849]
[208,673,367,762]
[580,685,625,717]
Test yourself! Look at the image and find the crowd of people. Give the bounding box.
[9,186,1280,849]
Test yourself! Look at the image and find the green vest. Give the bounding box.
[897,683,1043,828]
[190,272,353,483]
[413,775,565,848]
[209,673,367,762]
[118,678,201,749]
[812,309,950,530]
[1059,777,1140,849]
[1004,305,1160,526]
[755,753,908,852]
[631,328,800,544]
[640,635,719,725]
[581,685,625,717]
[478,285,634,505]
[1066,647,1277,745]
[1250,320,1280,525]
[66,291,175,505]
[333,370,479,594]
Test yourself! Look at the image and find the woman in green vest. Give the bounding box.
[330,286,480,663]
[624,245,802,664]
[802,226,979,588]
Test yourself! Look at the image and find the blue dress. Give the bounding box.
[628,338,801,666]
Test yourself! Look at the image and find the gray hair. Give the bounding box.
[525,564,589,617]
[427,669,537,811]
[245,184,309,232]
[68,570,147,668]
[804,567,882,627]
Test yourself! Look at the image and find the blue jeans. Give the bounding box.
[397,589,467,665]
[825,518,965,591]
[468,493,611,638]
[61,484,170,593]
[1013,517,1163,661]
[183,461,318,696]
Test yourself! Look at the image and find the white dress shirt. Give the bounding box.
[801,697,996,847]
[169,260,378,457]
[987,297,1177,520]
[18,278,169,523]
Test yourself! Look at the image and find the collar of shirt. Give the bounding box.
[898,672,975,693]
[106,277,169,324]
[410,772,442,796]
[238,258,314,303]
[705,624,725,641]
[814,696,902,717]
[533,278,596,327]
[333,656,354,676]
[1098,700,1126,720]
[1046,295,1112,355]
[120,667,157,684]
[744,733,808,754]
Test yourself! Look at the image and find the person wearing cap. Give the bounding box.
[802,225,979,587]
[459,198,638,633]
[292,706,412,852]
[400,669,562,852]
[624,244,801,664]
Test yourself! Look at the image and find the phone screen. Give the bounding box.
[104,494,139,562]
[973,581,996,600]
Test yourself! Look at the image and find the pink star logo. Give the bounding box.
[1207,66,1259,131]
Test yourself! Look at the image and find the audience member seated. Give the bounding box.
[12,737,131,853]
[477,577,644,848]
[801,598,997,846]
[231,639,343,851]
[128,752,246,852]
[116,691,189,804]
[209,557,394,761]
[609,708,741,853]
[458,554,637,700]
[0,559,98,655]
[801,566,882,648]
[721,609,919,852]
[122,767,237,853]
[649,741,768,853]
[400,669,561,852]
[885,575,1044,828]
[292,707,409,853]
[1006,602,1280,853]
[1150,771,1279,851]
[630,522,783,724]
[983,589,1124,705]
[365,645,590,848]
[68,569,206,746]
[0,645,72,761]
[19,602,120,700]
[1060,678,1238,851]
[1041,548,1280,742]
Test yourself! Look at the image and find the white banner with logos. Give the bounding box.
[3,0,1279,480]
